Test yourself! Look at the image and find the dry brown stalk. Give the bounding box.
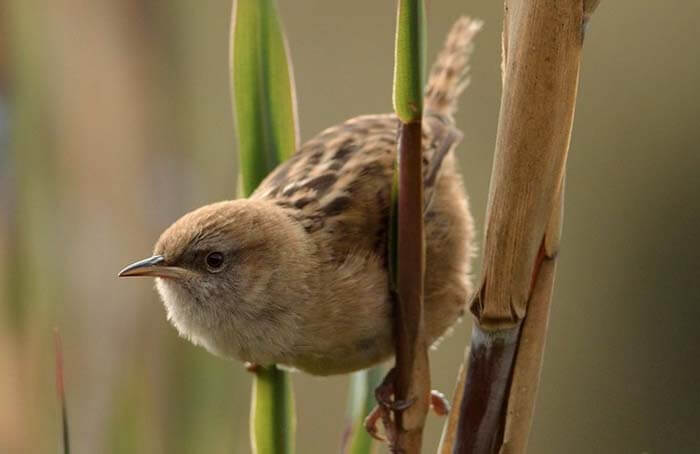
[440,1,600,452]
[499,181,563,453]
[392,120,431,452]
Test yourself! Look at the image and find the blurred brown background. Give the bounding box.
[1,1,698,453]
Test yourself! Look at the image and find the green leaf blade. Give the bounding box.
[230,1,298,453]
[231,0,298,196]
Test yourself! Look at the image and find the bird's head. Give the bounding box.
[118,199,316,363]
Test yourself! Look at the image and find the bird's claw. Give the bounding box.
[363,368,402,444]
[430,389,451,416]
[363,405,386,441]
[364,368,452,445]
[364,368,450,446]
[374,368,415,411]
[244,362,261,373]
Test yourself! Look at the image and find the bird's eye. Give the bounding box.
[205,252,225,272]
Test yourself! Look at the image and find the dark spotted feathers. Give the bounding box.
[251,16,480,263]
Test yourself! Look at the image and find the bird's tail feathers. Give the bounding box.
[424,16,482,118]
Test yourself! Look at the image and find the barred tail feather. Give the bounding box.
[424,16,482,118]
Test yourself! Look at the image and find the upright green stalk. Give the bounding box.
[393,0,427,124]
[389,0,430,451]
[230,1,298,452]
[231,0,298,193]
[342,5,427,452]
[249,366,295,454]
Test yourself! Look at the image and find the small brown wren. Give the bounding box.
[119,17,479,376]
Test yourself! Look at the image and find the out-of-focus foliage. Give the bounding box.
[343,367,383,454]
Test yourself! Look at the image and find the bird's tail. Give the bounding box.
[424,16,482,118]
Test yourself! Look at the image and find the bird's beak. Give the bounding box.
[118,255,186,279]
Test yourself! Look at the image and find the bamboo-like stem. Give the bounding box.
[230,1,299,452]
[499,180,563,453]
[389,1,430,451]
[443,1,600,452]
[453,326,521,453]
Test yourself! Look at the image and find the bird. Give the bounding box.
[119,17,479,377]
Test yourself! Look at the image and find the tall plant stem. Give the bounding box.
[440,1,601,452]
[389,0,430,452]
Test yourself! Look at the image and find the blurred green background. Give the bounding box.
[1,1,699,453]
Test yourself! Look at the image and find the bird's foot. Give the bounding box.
[363,368,450,445]
[364,368,403,444]
[429,389,451,416]
[363,404,387,442]
[244,362,261,373]
[375,368,416,412]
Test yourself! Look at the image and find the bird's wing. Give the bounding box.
[253,114,462,262]
[421,115,464,213]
